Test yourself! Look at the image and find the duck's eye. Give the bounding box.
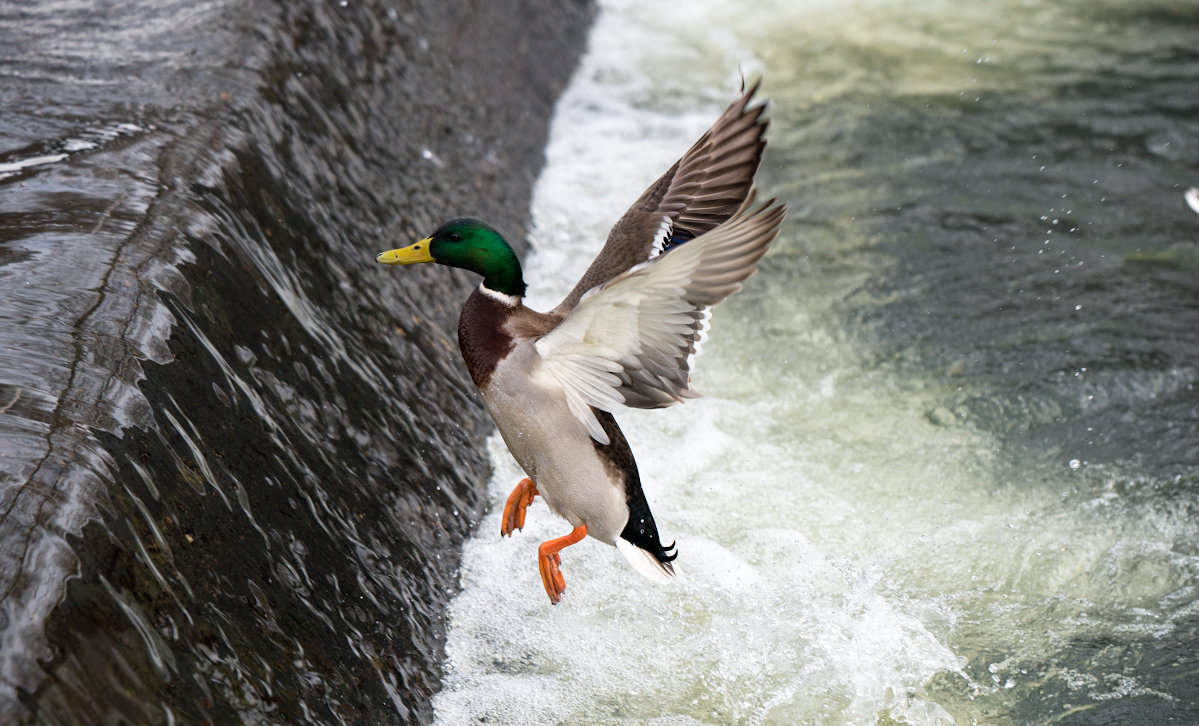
[448,232,462,242]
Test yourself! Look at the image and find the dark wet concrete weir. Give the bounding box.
[0,0,592,722]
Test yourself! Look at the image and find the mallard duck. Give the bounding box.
[377,82,784,604]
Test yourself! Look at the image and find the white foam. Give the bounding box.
[0,153,68,177]
[0,122,145,179]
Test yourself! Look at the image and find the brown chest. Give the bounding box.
[457,289,516,388]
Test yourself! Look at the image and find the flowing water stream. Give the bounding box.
[0,1,589,720]
[434,1,1199,723]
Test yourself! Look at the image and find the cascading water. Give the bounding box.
[0,0,590,722]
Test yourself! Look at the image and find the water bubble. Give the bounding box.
[1069,459,1081,470]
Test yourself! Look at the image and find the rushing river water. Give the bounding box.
[434,1,1199,724]
[0,0,589,722]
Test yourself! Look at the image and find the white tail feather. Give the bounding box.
[616,538,677,584]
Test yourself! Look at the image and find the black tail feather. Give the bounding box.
[592,409,678,566]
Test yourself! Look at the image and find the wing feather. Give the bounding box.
[551,80,770,316]
[535,192,786,443]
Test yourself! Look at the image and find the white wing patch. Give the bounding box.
[648,214,673,260]
[689,306,712,371]
[532,304,634,445]
[534,251,704,445]
[534,194,784,444]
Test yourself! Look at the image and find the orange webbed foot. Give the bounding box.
[500,477,537,537]
[537,525,587,605]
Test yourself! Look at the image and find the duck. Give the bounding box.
[377,81,785,604]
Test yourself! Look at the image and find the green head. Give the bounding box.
[377,218,526,297]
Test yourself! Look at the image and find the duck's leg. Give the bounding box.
[538,525,588,605]
[500,477,537,537]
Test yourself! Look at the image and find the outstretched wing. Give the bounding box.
[534,192,786,444]
[551,80,770,317]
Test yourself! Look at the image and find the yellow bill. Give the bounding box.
[377,237,434,265]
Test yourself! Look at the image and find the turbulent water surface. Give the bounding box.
[434,1,1199,724]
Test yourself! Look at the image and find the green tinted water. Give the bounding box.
[435,1,1199,723]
